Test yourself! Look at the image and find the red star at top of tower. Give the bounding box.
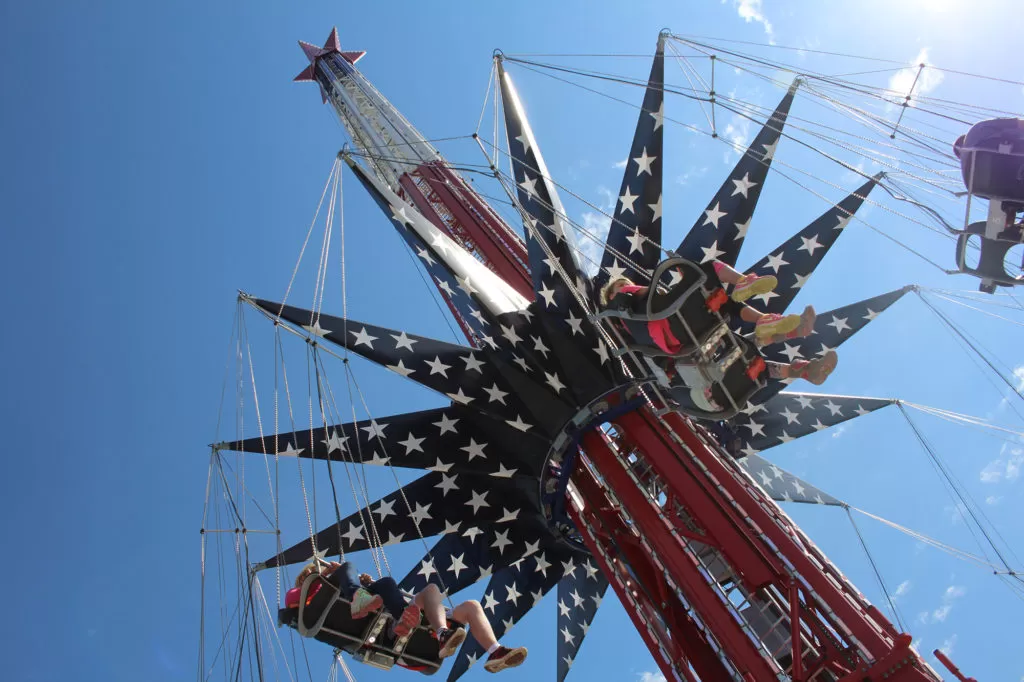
[295,27,365,101]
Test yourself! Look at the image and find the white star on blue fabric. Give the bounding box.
[731,173,758,198]
[703,202,727,228]
[350,327,378,348]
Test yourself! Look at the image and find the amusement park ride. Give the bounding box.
[207,27,1024,682]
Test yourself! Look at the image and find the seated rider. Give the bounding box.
[599,261,837,386]
[289,560,527,673]
[290,560,422,639]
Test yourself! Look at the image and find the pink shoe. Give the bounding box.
[791,305,816,338]
[391,603,421,639]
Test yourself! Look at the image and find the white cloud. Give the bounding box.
[944,501,967,525]
[613,159,628,169]
[939,634,958,655]
[728,0,773,38]
[596,185,616,212]
[979,442,1024,484]
[638,673,667,682]
[575,212,611,276]
[996,365,1024,412]
[918,584,965,624]
[831,424,849,440]
[1008,454,1021,481]
[571,185,618,276]
[980,460,1004,483]
[888,49,944,106]
[891,580,912,601]
[676,166,709,186]
[1013,365,1024,391]
[986,495,1002,506]
[795,36,821,61]
[722,114,753,163]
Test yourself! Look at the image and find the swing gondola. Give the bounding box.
[278,571,463,675]
[596,258,767,420]
[953,118,1024,292]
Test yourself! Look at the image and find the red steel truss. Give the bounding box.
[566,411,942,681]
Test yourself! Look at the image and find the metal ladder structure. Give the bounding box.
[566,409,941,681]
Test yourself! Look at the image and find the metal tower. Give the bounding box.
[294,28,952,682]
[296,29,531,338]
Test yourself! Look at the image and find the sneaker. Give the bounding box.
[731,273,777,303]
[390,603,421,639]
[790,350,838,386]
[483,645,528,673]
[437,627,467,659]
[794,305,816,338]
[761,306,817,346]
[754,313,801,342]
[350,588,383,619]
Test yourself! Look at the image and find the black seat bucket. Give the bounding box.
[956,118,1024,203]
[662,333,765,421]
[955,220,1024,291]
[599,258,730,358]
[278,574,455,675]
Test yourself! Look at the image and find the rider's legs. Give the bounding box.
[413,583,448,632]
[450,600,498,650]
[767,350,838,386]
[713,260,777,303]
[368,576,411,621]
[448,600,528,673]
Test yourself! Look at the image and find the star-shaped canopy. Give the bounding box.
[243,31,925,682]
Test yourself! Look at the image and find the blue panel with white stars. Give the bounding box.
[555,557,609,681]
[499,60,592,315]
[731,391,894,458]
[676,82,798,271]
[597,36,665,288]
[739,173,882,321]
[738,453,844,506]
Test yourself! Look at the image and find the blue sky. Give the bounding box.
[2,1,1022,681]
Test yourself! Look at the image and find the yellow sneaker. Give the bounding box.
[731,273,777,302]
[754,313,801,342]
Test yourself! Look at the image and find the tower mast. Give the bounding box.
[296,29,531,337]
